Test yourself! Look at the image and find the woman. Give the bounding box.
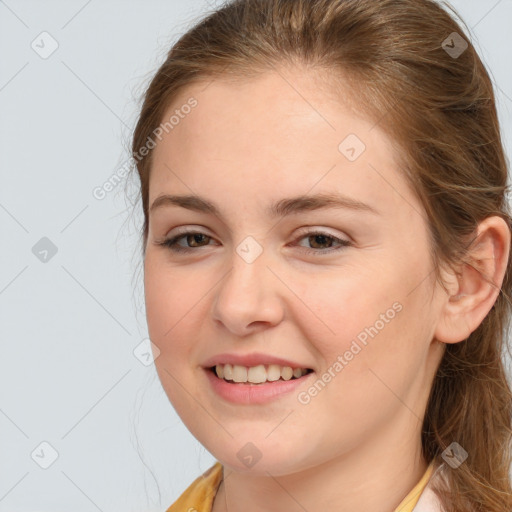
[131,0,512,510]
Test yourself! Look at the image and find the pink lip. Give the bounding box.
[202,352,312,370]
[204,367,313,405]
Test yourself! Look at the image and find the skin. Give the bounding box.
[143,65,510,512]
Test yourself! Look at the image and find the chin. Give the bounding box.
[201,435,319,477]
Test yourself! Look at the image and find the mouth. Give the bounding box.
[208,364,314,385]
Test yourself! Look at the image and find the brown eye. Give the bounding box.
[185,233,210,247]
[156,231,215,253]
[293,231,352,256]
[307,234,335,249]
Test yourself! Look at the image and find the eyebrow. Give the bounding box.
[149,192,380,219]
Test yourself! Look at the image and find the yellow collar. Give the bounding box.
[166,460,436,512]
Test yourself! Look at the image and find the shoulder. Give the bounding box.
[166,462,223,512]
[412,463,447,512]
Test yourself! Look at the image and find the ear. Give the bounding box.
[434,215,511,344]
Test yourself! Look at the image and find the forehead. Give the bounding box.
[149,67,417,219]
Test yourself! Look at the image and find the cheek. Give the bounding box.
[143,258,198,358]
[318,286,433,418]
[144,260,203,415]
[301,259,430,384]
[297,269,401,360]
[144,262,172,340]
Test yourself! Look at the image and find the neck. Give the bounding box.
[212,413,429,512]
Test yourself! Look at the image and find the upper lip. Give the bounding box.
[202,352,312,369]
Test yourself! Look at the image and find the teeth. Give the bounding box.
[281,366,293,380]
[223,364,233,380]
[213,364,310,384]
[232,365,247,383]
[247,365,267,384]
[267,364,281,382]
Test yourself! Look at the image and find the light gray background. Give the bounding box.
[1,1,511,511]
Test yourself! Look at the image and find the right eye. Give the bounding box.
[155,231,215,253]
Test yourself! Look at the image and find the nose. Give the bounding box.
[211,247,285,337]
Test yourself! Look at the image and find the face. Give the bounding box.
[143,66,446,476]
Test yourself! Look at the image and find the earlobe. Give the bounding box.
[434,216,511,345]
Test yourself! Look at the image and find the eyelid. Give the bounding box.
[166,225,213,238]
[294,225,350,240]
[155,225,353,256]
[166,225,348,240]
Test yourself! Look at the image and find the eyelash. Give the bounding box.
[155,230,352,256]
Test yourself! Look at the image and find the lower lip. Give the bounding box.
[204,368,313,405]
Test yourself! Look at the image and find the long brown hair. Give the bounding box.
[130,1,512,509]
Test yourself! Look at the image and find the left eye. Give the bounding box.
[155,230,352,255]
[293,232,352,253]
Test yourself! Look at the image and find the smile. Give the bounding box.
[212,364,312,384]
[205,364,314,405]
